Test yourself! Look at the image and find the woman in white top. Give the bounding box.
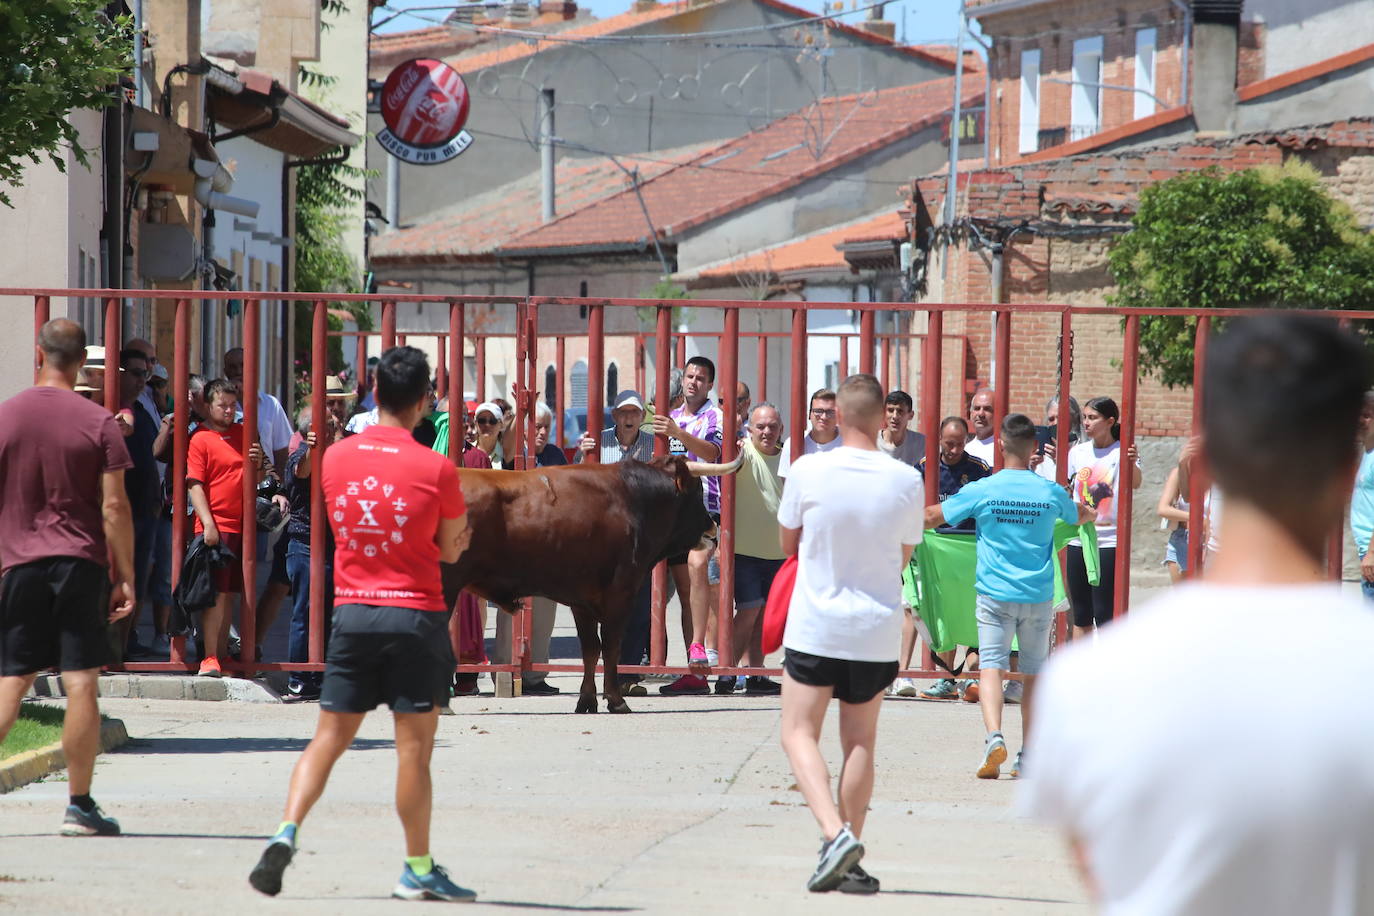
[1064,397,1141,639]
[1156,466,1190,583]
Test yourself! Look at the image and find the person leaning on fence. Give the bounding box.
[577,389,657,695]
[714,402,787,697]
[910,416,990,700]
[1349,390,1374,603]
[925,414,1093,780]
[186,378,270,677]
[0,319,136,837]
[1033,395,1082,483]
[777,373,923,895]
[250,345,475,902]
[1023,313,1374,914]
[1049,396,1140,639]
[965,389,997,466]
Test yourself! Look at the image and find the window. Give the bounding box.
[1134,28,1157,119]
[606,363,618,404]
[570,360,587,408]
[544,366,557,409]
[1018,49,1041,154]
[1071,36,1104,138]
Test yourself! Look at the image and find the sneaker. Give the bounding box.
[198,656,222,678]
[658,674,709,696]
[249,837,295,896]
[714,675,737,695]
[978,732,1008,780]
[60,802,120,837]
[452,674,480,697]
[687,643,709,667]
[806,824,864,893]
[893,677,918,697]
[920,678,957,699]
[960,679,980,703]
[285,678,321,701]
[620,681,648,697]
[522,681,560,696]
[705,648,719,667]
[744,676,781,696]
[1003,680,1023,705]
[1011,751,1023,779]
[392,862,477,902]
[837,863,880,895]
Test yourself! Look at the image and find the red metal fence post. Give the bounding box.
[839,334,849,382]
[993,309,1011,470]
[1187,318,1209,576]
[651,305,672,667]
[309,301,327,665]
[880,335,892,392]
[103,297,121,415]
[717,307,739,673]
[381,300,397,351]
[239,298,260,675]
[790,308,807,463]
[436,329,448,399]
[1054,309,1074,648]
[355,334,367,400]
[1116,314,1140,617]
[756,333,768,402]
[675,332,687,369]
[555,335,566,449]
[170,298,191,669]
[33,295,49,383]
[859,309,875,376]
[448,302,464,465]
[587,304,605,458]
[475,335,486,403]
[921,311,942,508]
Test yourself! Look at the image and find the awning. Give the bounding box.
[205,59,359,157]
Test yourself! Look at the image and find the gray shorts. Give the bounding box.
[974,594,1053,674]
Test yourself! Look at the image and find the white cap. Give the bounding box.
[474,401,504,421]
[613,389,645,411]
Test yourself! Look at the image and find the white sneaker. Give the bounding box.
[1003,680,1023,705]
[893,677,918,697]
[705,648,719,667]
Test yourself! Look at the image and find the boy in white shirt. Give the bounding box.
[776,374,923,894]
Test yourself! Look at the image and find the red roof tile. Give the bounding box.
[1012,105,1193,164]
[1237,42,1374,102]
[497,78,980,255]
[370,142,716,263]
[687,209,905,283]
[755,0,961,71]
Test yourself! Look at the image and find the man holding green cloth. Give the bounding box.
[925,414,1094,781]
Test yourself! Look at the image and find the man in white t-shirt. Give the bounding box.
[876,389,926,467]
[1022,314,1374,915]
[964,388,996,465]
[778,388,840,478]
[777,374,922,895]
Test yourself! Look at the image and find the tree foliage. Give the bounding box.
[0,0,131,207]
[1108,161,1374,387]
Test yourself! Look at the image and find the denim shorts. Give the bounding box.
[1163,527,1189,572]
[734,555,784,610]
[974,593,1053,674]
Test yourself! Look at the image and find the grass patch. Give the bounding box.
[0,704,65,761]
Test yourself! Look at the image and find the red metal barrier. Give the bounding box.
[21,287,1367,688]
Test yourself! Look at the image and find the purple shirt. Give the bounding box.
[670,401,724,514]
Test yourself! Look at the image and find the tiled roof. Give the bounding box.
[1012,105,1193,164]
[370,142,716,263]
[755,0,961,70]
[685,209,905,284]
[497,77,980,255]
[915,44,985,71]
[450,1,692,73]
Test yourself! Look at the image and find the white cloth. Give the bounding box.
[965,434,995,465]
[258,392,293,458]
[1021,583,1374,916]
[775,446,922,662]
[1065,439,1140,548]
[345,407,380,435]
[777,431,841,478]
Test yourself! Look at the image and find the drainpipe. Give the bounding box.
[1169,0,1192,108]
[193,159,259,218]
[942,1,968,280]
[540,88,556,223]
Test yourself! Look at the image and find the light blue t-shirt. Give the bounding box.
[941,468,1079,604]
[1352,449,1374,557]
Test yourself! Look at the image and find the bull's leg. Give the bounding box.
[600,618,630,714]
[571,610,601,714]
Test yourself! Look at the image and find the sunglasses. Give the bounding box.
[476,417,499,427]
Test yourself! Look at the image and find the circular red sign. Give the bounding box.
[380,58,471,149]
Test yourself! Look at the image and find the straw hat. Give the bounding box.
[323,375,356,400]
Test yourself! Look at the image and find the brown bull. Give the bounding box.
[440,453,741,713]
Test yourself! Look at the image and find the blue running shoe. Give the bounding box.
[392,863,477,902]
[60,802,120,837]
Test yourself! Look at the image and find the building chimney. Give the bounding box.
[1190,0,1242,134]
[861,1,896,40]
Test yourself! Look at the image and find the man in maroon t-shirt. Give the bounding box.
[251,347,474,902]
[0,319,136,838]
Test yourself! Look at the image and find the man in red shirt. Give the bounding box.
[186,379,266,677]
[0,319,136,837]
[250,347,473,902]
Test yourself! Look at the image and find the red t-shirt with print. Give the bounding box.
[187,423,246,535]
[323,424,465,612]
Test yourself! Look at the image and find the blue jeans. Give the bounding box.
[285,540,333,673]
[974,593,1053,674]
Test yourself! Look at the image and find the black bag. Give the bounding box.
[170,535,236,634]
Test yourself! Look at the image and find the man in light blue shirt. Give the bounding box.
[1352,394,1374,602]
[926,413,1093,780]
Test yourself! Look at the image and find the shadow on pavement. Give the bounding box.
[124,736,395,754]
[881,888,1078,904]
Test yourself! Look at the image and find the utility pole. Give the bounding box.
[540,88,556,223]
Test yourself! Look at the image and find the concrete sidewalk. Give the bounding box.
[0,686,1086,914]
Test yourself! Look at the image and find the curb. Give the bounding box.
[0,718,128,795]
[28,673,283,704]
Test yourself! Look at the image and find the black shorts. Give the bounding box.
[783,648,898,705]
[320,604,455,714]
[0,557,110,676]
[669,512,721,567]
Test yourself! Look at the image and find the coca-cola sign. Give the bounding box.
[378,58,473,165]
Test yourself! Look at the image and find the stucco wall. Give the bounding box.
[1246,0,1374,80]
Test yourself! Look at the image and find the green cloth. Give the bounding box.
[902,522,1100,653]
[431,411,450,456]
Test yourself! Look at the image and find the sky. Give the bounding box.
[371,0,978,49]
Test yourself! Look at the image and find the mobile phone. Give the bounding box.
[1034,424,1055,455]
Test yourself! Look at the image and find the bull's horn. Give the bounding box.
[685,453,745,476]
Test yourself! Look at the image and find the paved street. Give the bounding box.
[1,678,1087,914]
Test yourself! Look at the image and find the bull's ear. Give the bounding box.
[671,456,694,492]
